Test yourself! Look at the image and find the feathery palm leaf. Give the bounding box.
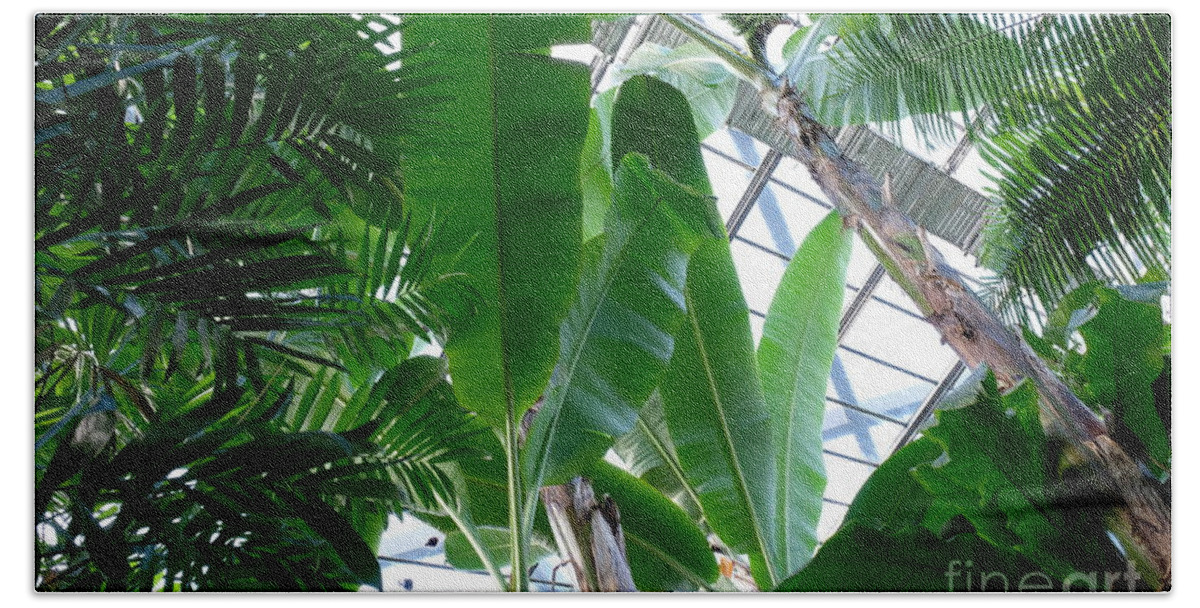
[35,13,471,591]
[777,13,1170,320]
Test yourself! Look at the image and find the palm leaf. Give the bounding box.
[777,13,1170,321]
[978,14,1170,320]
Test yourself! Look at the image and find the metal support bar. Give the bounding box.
[838,264,886,340]
[591,16,649,94]
[837,344,939,385]
[725,149,782,236]
[824,448,881,469]
[943,106,992,174]
[887,360,967,455]
[824,396,907,427]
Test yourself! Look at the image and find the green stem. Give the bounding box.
[504,415,528,591]
[431,489,507,590]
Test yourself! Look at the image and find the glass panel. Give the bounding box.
[774,154,834,207]
[821,401,905,465]
[826,347,934,421]
[845,234,880,290]
[871,275,922,315]
[700,145,754,222]
[840,300,960,381]
[928,230,988,283]
[817,502,850,542]
[749,311,765,347]
[822,453,876,504]
[729,238,787,314]
[735,183,831,257]
[950,144,995,195]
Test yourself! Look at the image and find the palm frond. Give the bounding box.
[780,13,1170,321]
[978,14,1170,321]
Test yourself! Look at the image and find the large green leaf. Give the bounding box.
[399,14,592,428]
[579,109,615,241]
[610,75,714,196]
[614,43,739,140]
[660,237,780,588]
[1027,281,1170,479]
[778,373,1128,591]
[842,439,945,531]
[1077,287,1170,476]
[613,392,705,524]
[756,210,853,576]
[911,375,1126,581]
[585,461,719,591]
[524,154,721,489]
[581,74,713,241]
[407,429,556,576]
[776,522,1041,592]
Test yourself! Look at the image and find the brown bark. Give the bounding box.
[541,478,638,592]
[520,404,638,592]
[773,85,1170,588]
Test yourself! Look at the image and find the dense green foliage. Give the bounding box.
[34,14,481,589]
[780,284,1170,591]
[35,12,1169,593]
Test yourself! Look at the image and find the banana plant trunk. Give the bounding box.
[541,478,638,592]
[770,83,1170,588]
[520,405,637,591]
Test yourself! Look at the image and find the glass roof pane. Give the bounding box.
[928,230,987,283]
[704,127,772,164]
[822,453,876,504]
[826,347,935,420]
[735,183,832,258]
[870,276,923,315]
[730,238,787,314]
[845,234,880,289]
[701,146,753,222]
[822,401,905,465]
[840,300,960,381]
[817,502,850,542]
[950,144,995,196]
[773,155,834,206]
[749,311,765,347]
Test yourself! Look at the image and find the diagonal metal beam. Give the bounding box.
[837,264,886,340]
[886,360,966,455]
[725,149,782,236]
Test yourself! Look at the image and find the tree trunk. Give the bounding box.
[772,84,1170,588]
[520,404,638,592]
[541,478,638,592]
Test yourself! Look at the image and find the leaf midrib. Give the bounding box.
[634,415,704,522]
[684,284,777,587]
[528,190,667,487]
